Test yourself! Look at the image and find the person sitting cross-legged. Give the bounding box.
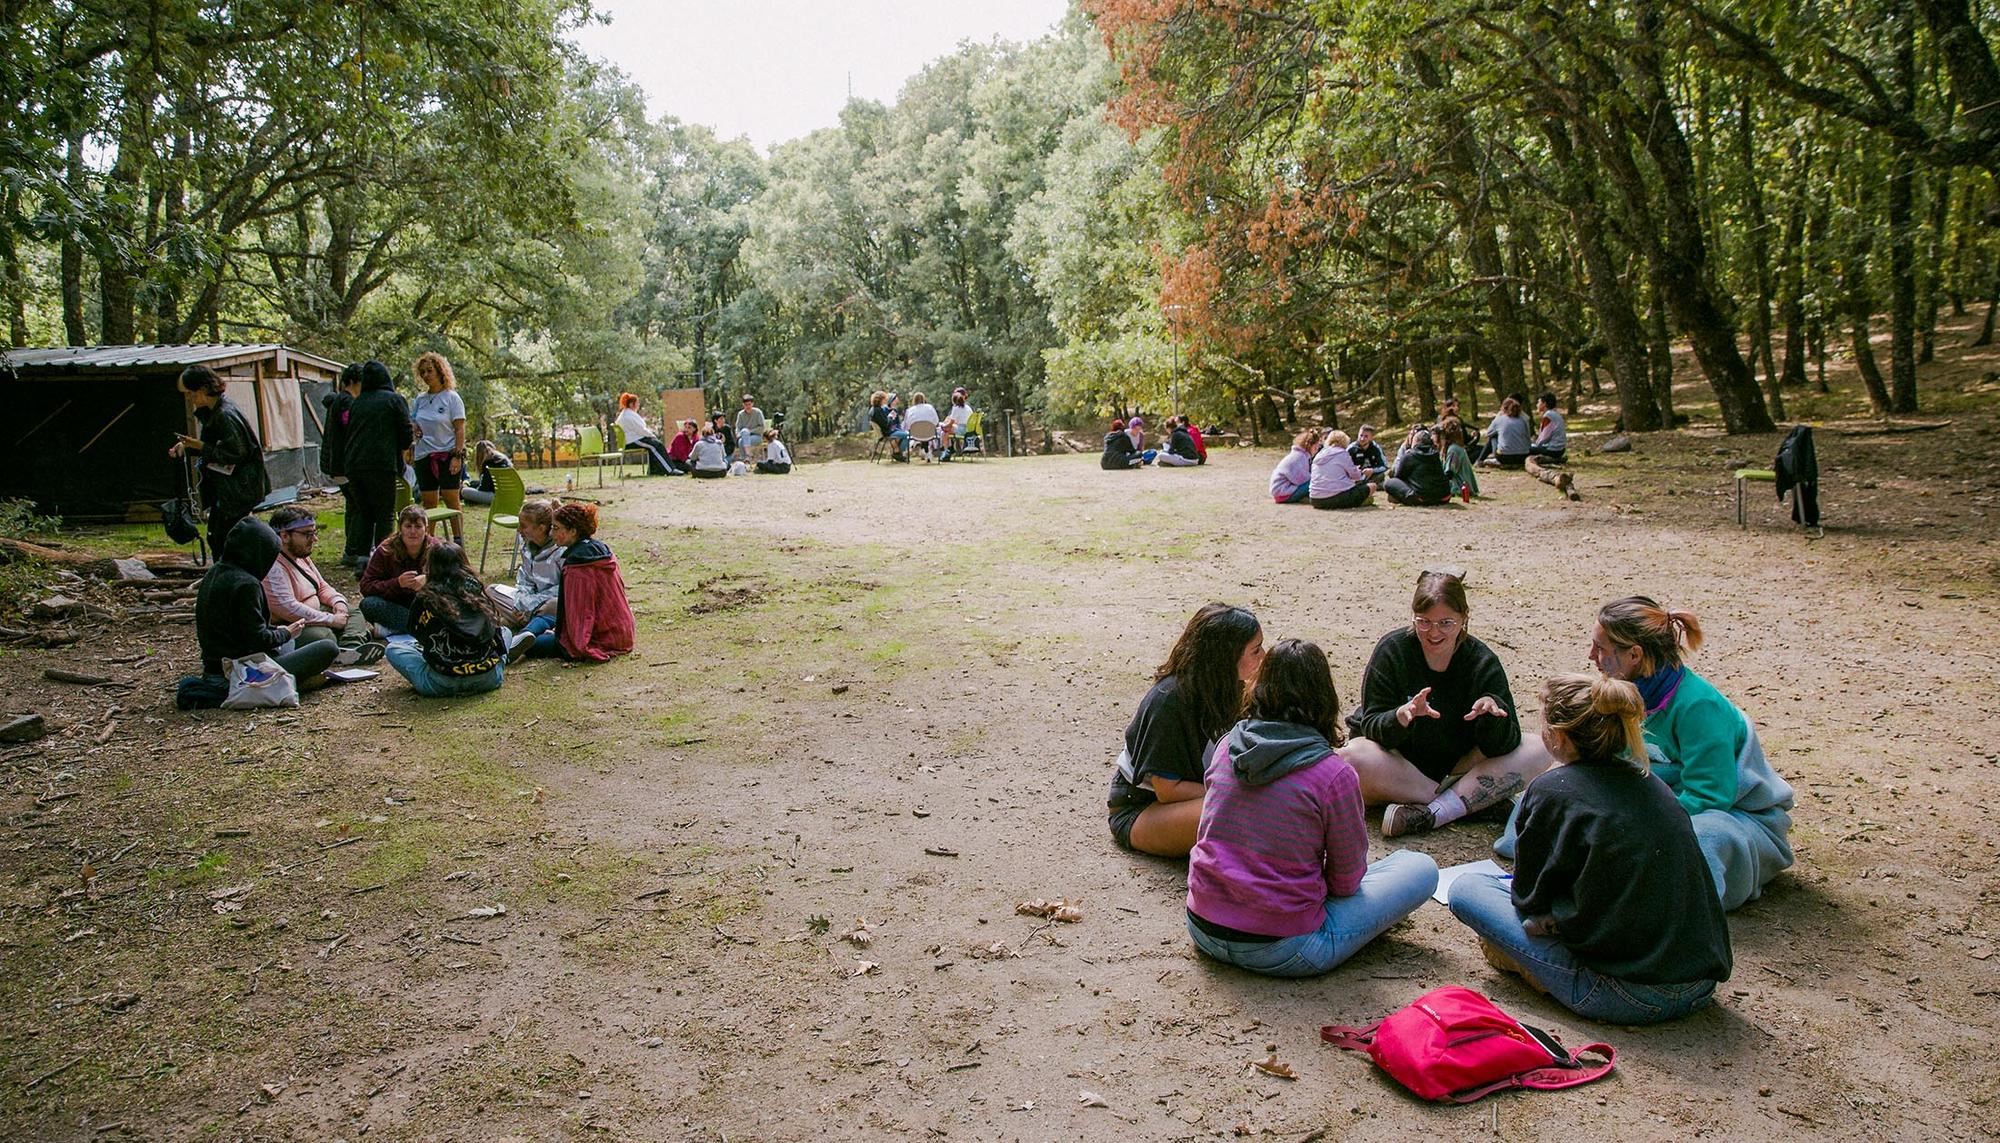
[194,517,339,694]
[1341,569,1552,837]
[263,506,379,664]
[523,501,634,662]
[1186,638,1438,978]
[1447,672,1731,1024]
[359,504,436,636]
[383,541,513,697]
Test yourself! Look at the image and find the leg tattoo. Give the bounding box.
[1462,771,1525,815]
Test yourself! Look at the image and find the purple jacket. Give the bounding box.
[1187,724,1369,938]
[1269,446,1313,500]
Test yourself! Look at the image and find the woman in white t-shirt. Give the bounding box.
[615,393,675,475]
[756,427,793,474]
[902,391,940,460]
[410,351,467,544]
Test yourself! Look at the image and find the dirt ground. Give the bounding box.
[3,331,1999,1141]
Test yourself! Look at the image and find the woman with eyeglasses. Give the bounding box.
[1341,569,1551,837]
[1107,603,1266,857]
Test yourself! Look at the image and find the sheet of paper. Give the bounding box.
[324,668,380,683]
[1431,858,1508,905]
[490,584,517,602]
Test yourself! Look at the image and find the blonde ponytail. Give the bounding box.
[1542,672,1647,770]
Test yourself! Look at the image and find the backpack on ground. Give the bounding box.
[1321,986,1615,1103]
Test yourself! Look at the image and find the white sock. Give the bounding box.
[1426,789,1468,827]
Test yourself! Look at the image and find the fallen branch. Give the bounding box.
[1525,457,1580,501]
[45,669,119,686]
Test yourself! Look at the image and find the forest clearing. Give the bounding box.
[1,332,1996,1140]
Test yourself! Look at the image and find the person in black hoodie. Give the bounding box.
[1101,418,1154,470]
[1156,418,1202,467]
[382,542,512,697]
[341,360,414,558]
[321,364,366,567]
[1383,429,1451,506]
[171,365,270,554]
[194,517,339,684]
[1446,672,1731,1024]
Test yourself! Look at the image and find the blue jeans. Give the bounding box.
[1187,850,1438,977]
[384,635,504,697]
[521,614,562,659]
[1446,871,1716,1025]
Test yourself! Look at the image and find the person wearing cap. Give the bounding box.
[735,395,767,462]
[263,505,381,662]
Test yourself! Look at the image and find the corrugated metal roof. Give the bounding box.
[0,343,344,375]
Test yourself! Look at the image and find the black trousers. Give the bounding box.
[347,469,397,555]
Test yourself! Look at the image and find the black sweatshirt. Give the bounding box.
[195,517,290,675]
[194,397,269,514]
[1101,431,1141,470]
[1345,628,1521,779]
[1512,761,1733,984]
[1392,442,1451,503]
[343,377,414,475]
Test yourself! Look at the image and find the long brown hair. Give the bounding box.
[1156,603,1262,742]
[1246,639,1345,745]
[1596,596,1704,676]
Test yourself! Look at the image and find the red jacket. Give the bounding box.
[360,536,434,605]
[557,547,635,662]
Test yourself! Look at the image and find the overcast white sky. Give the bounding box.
[570,1,1073,151]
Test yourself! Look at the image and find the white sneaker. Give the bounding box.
[507,631,534,664]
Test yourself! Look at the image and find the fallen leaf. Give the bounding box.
[849,959,879,977]
[1078,1090,1108,1108]
[466,904,507,918]
[1016,898,1084,922]
[1248,1054,1297,1080]
[1971,945,1995,960]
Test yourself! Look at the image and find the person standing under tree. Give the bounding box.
[342,360,413,558]
[410,351,468,546]
[170,365,269,555]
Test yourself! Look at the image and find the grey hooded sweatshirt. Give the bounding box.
[1226,718,1334,787]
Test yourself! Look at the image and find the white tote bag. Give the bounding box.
[221,653,300,709]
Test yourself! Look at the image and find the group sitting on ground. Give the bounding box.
[186,493,637,706]
[1101,414,1207,470]
[1271,391,1578,508]
[1106,572,1792,1025]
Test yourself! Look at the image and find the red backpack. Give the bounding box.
[1321,986,1615,1103]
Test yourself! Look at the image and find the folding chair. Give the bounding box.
[478,465,527,574]
[395,476,461,536]
[904,419,939,462]
[576,426,625,488]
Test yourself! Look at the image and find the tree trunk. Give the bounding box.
[1887,11,1920,413]
[1734,92,1785,421]
[1646,261,1677,425]
[98,146,140,345]
[1545,114,1657,429]
[1977,257,2000,347]
[1846,177,1894,414]
[1628,2,1774,433]
[1413,344,1438,423]
[1412,50,1525,402]
[1778,143,1812,388]
[62,131,87,346]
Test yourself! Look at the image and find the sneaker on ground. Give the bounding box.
[352,641,385,666]
[507,631,534,664]
[1381,802,1436,838]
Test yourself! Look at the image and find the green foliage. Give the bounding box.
[0,499,58,540]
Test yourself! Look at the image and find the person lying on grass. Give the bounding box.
[1448,672,1732,1025]
[1341,568,1552,837]
[1186,638,1438,977]
[1107,604,1264,857]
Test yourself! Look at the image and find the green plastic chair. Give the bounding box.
[576,426,626,487]
[613,424,652,478]
[478,465,528,575]
[396,475,462,536]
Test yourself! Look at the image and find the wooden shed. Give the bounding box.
[0,343,346,521]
